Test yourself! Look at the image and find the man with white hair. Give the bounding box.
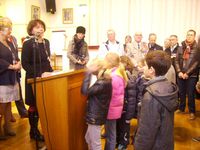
[126,32,148,65]
[97,29,124,58]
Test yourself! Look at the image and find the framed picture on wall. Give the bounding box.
[31,5,40,20]
[62,8,73,24]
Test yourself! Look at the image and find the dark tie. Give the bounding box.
[138,43,140,49]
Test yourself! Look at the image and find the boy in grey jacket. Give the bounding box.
[134,51,179,150]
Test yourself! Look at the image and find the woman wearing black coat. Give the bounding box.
[21,19,53,141]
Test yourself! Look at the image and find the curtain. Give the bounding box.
[88,0,200,45]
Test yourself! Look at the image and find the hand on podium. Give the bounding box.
[41,72,52,78]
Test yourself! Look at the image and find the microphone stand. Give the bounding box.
[33,38,39,150]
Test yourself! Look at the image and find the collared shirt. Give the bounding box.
[170,44,178,53]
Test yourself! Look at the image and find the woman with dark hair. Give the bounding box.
[123,35,132,54]
[21,19,53,141]
[67,26,89,70]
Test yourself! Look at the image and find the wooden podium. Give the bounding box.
[29,69,88,150]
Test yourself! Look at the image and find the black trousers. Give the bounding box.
[15,80,27,116]
[116,113,130,147]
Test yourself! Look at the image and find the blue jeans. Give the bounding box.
[177,77,197,113]
[104,119,116,150]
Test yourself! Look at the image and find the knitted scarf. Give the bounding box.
[182,40,196,60]
[73,34,84,55]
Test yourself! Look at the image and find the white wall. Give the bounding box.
[89,0,200,45]
[0,0,90,47]
[2,0,200,47]
[0,0,6,17]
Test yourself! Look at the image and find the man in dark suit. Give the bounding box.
[165,35,180,68]
[148,33,163,51]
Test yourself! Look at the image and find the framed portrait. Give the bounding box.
[31,5,40,20]
[62,8,73,24]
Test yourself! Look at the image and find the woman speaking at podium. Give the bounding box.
[21,19,53,141]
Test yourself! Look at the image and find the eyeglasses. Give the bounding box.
[187,34,194,36]
[3,27,12,31]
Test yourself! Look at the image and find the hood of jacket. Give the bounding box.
[145,76,179,112]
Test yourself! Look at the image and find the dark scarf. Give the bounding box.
[73,34,84,55]
[182,40,196,60]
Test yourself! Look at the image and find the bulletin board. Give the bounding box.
[50,30,67,55]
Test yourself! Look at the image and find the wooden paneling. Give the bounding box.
[29,69,87,150]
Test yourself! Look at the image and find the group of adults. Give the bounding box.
[68,27,200,121]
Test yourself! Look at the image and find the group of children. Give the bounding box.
[81,50,179,150]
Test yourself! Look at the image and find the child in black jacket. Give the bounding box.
[81,58,112,150]
[116,56,138,150]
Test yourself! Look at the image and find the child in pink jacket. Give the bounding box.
[104,52,127,150]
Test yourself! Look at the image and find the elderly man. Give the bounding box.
[97,29,124,58]
[148,33,163,51]
[126,32,148,65]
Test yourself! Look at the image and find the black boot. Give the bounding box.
[28,111,45,142]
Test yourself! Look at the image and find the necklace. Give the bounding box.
[0,40,17,64]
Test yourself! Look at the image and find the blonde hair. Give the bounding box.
[87,58,110,79]
[105,52,120,69]
[105,52,128,86]
[138,59,146,68]
[120,55,134,71]
[119,64,128,87]
[87,58,105,70]
[0,17,12,31]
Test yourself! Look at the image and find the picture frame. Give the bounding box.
[62,8,73,24]
[31,5,40,20]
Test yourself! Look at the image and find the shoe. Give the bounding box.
[101,133,106,139]
[3,125,16,136]
[192,137,200,142]
[30,129,45,142]
[189,113,195,120]
[0,135,7,140]
[118,144,127,150]
[10,115,16,122]
[176,110,185,114]
[4,130,16,136]
[30,133,45,142]
[20,113,28,118]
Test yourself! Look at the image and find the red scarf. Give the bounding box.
[183,41,193,60]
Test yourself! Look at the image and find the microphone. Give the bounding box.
[23,35,36,42]
[35,32,41,37]
[26,32,41,39]
[25,35,34,39]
